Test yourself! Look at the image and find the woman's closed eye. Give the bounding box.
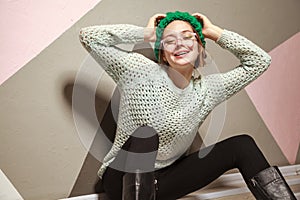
[183,35,195,40]
[164,38,177,44]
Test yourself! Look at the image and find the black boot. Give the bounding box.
[122,171,157,200]
[247,166,296,200]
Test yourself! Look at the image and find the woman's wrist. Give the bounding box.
[144,28,155,43]
[206,25,224,42]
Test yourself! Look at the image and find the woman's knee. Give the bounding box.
[237,134,256,145]
[228,134,258,152]
[123,125,159,153]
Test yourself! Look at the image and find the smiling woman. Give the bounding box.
[79,11,296,200]
[158,22,204,87]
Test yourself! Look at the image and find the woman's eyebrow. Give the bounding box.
[181,30,194,34]
[163,29,194,37]
[163,33,176,38]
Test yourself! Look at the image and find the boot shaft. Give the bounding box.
[247,166,296,200]
[122,172,157,200]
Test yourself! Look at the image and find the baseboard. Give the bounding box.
[60,164,300,200]
[60,194,99,200]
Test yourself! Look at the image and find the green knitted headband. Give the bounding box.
[154,11,206,60]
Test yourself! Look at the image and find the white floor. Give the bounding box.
[0,169,24,200]
[60,165,300,200]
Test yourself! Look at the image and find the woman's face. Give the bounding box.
[161,20,202,70]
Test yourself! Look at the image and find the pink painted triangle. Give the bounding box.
[0,0,102,85]
[246,32,300,164]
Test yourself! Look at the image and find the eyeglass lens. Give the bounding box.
[162,32,196,52]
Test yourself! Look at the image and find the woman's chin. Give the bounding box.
[171,58,195,67]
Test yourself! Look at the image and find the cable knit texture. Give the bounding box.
[79,24,271,178]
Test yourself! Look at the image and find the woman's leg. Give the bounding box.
[102,166,124,200]
[155,134,270,200]
[102,126,159,200]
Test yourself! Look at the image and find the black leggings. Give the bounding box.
[102,126,270,200]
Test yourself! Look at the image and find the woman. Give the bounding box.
[79,11,296,200]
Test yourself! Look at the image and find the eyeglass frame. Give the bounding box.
[160,32,198,52]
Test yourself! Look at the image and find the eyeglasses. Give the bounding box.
[161,32,197,52]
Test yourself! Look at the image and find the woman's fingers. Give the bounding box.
[154,14,166,26]
[192,13,204,23]
[147,14,166,28]
[145,14,165,42]
[192,13,223,41]
[150,14,166,27]
[194,13,212,26]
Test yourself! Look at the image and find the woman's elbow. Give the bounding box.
[265,54,272,67]
[78,28,92,52]
[262,53,272,71]
[79,28,85,43]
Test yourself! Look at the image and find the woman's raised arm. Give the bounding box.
[79,24,157,86]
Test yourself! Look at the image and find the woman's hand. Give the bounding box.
[192,13,224,42]
[144,13,166,43]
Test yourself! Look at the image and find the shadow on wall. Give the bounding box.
[63,80,121,196]
[61,41,157,197]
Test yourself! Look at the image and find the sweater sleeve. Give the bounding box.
[79,24,157,86]
[202,30,271,107]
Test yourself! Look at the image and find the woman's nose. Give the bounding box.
[176,38,183,46]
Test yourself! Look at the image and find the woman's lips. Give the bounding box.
[173,51,190,58]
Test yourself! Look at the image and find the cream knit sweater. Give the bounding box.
[79,24,271,178]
